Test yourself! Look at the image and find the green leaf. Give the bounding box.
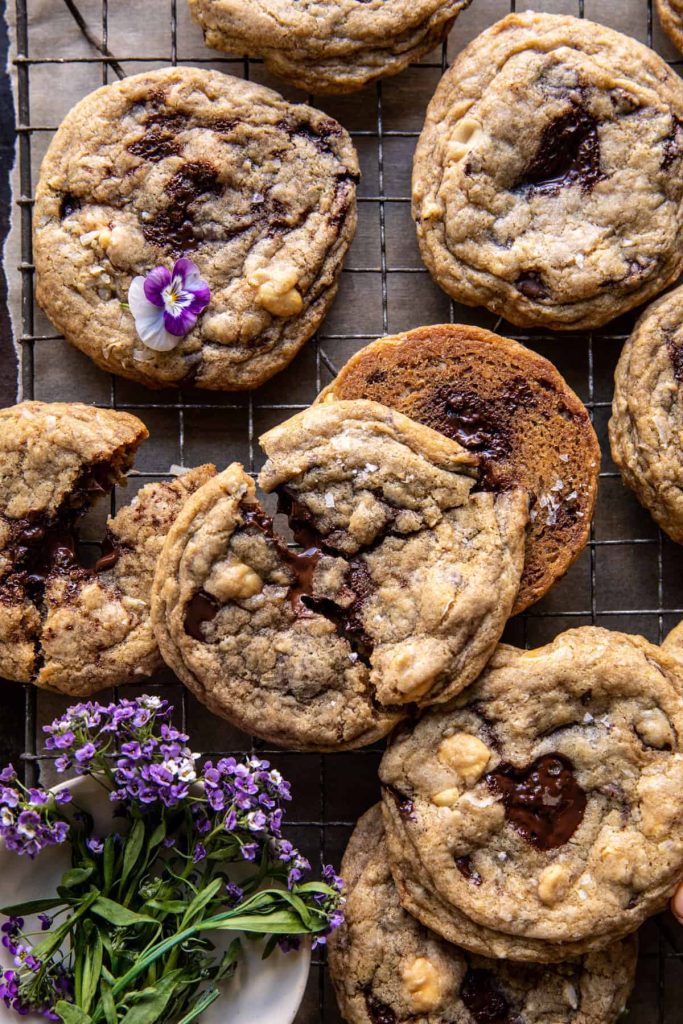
[102,836,117,895]
[98,980,117,1024]
[91,897,158,928]
[58,867,95,892]
[55,1002,93,1024]
[144,899,187,915]
[147,820,167,852]
[174,988,220,1024]
[81,930,103,1014]
[119,970,183,1024]
[33,891,100,962]
[0,896,66,916]
[180,877,223,927]
[121,819,146,882]
[204,909,312,935]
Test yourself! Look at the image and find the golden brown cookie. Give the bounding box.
[151,401,527,750]
[33,66,358,390]
[318,325,599,614]
[413,12,683,329]
[188,0,472,95]
[656,0,683,54]
[329,805,637,1024]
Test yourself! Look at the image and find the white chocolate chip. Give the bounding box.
[248,263,303,318]
[204,559,263,602]
[538,863,572,905]
[401,957,443,1012]
[634,708,674,750]
[437,733,491,785]
[431,787,461,808]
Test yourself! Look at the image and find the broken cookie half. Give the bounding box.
[151,400,528,751]
[0,400,215,695]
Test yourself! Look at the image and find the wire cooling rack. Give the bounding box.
[6,0,683,1019]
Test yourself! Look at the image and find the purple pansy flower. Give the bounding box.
[128,259,210,352]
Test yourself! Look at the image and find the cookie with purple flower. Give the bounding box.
[0,400,216,693]
[329,805,637,1024]
[33,65,358,390]
[151,400,527,750]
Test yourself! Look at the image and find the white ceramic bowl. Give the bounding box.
[0,776,310,1024]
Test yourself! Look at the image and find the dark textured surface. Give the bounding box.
[1,1,683,1021]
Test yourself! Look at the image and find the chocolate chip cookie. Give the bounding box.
[329,805,637,1024]
[657,0,683,54]
[33,66,358,390]
[380,627,683,961]
[413,12,683,329]
[0,400,215,693]
[663,620,683,666]
[609,285,683,543]
[187,0,472,96]
[151,401,527,751]
[318,324,599,614]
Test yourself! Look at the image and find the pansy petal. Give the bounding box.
[172,258,200,284]
[138,316,180,352]
[164,307,197,337]
[187,286,211,314]
[128,276,156,318]
[143,266,172,306]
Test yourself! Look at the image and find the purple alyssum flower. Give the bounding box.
[128,259,210,352]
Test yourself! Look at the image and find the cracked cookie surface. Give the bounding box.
[329,805,637,1024]
[0,400,215,694]
[413,12,683,329]
[151,400,527,751]
[380,627,683,961]
[188,0,472,95]
[33,66,358,390]
[318,324,599,614]
[609,285,683,543]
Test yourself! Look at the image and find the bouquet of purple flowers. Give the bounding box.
[0,697,344,1023]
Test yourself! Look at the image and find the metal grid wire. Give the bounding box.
[7,0,683,1019]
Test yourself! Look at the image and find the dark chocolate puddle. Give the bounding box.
[485,753,587,851]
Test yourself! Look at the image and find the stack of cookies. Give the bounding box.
[10,3,683,1021]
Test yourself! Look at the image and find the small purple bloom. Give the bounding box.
[86,836,104,854]
[38,914,52,931]
[128,259,211,352]
[54,789,72,805]
[0,766,17,783]
[193,844,206,864]
[74,743,97,765]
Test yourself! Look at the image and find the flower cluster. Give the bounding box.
[201,756,311,883]
[0,919,71,1019]
[44,696,200,809]
[0,767,71,859]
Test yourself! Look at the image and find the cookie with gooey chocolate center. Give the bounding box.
[317,324,599,614]
[0,400,216,694]
[609,284,683,543]
[380,627,683,961]
[413,12,683,329]
[151,400,527,751]
[188,0,472,96]
[329,805,637,1024]
[33,66,358,390]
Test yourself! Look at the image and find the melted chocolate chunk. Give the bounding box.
[184,590,220,640]
[364,993,396,1024]
[428,377,537,491]
[128,122,180,162]
[143,161,222,256]
[460,969,512,1024]
[485,754,587,851]
[94,537,120,573]
[60,193,81,219]
[515,271,549,302]
[666,332,683,384]
[456,855,483,886]
[276,117,344,159]
[242,502,323,616]
[516,104,605,196]
[383,783,415,820]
